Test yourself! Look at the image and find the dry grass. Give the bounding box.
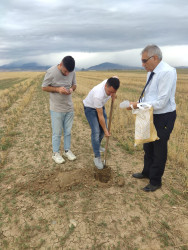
[0,71,187,249]
[0,72,44,164]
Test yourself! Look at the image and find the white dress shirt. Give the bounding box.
[141,61,177,114]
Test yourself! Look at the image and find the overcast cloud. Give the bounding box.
[0,0,188,68]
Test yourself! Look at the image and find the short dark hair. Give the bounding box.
[106,77,120,90]
[62,56,75,72]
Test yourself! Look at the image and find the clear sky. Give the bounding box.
[1,0,188,68]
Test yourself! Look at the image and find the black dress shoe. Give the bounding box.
[142,183,162,192]
[132,172,147,179]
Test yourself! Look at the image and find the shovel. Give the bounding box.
[104,98,114,167]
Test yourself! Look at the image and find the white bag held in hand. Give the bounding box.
[119,100,130,108]
[132,103,159,146]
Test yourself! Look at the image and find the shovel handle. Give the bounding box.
[104,98,114,166]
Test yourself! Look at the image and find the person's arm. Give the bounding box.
[42,70,70,95]
[69,72,77,93]
[148,70,176,110]
[96,108,110,137]
[42,86,70,95]
[69,84,76,93]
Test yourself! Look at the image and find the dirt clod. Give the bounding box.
[94,165,112,183]
[116,176,125,187]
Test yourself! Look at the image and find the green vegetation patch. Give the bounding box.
[0,78,28,90]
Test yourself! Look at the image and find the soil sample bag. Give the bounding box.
[131,103,159,146]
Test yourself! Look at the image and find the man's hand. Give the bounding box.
[42,86,72,95]
[126,101,138,110]
[104,129,111,137]
[57,87,71,95]
[111,93,117,101]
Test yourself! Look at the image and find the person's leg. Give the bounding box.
[150,111,176,185]
[99,107,107,143]
[142,142,154,177]
[62,111,74,151]
[149,111,177,185]
[149,138,168,185]
[50,110,63,153]
[84,107,101,158]
[142,111,177,190]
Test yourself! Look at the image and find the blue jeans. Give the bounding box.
[84,106,107,157]
[50,110,74,153]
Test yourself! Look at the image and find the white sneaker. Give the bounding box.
[94,157,104,170]
[100,146,105,153]
[52,152,65,164]
[63,150,76,161]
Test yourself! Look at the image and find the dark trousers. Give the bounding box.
[142,110,176,185]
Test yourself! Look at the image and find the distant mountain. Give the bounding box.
[175,66,188,69]
[0,62,81,72]
[0,62,51,71]
[85,62,142,71]
[1,61,187,72]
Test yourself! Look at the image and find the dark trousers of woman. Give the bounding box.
[142,110,176,186]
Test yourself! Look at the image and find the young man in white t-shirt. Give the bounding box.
[83,77,120,169]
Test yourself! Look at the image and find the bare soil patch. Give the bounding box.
[16,166,115,194]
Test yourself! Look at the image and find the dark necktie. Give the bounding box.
[139,72,155,103]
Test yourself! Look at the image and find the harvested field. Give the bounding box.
[0,71,187,249]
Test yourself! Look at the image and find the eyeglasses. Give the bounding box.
[142,56,153,63]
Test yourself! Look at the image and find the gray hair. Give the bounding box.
[141,45,162,61]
